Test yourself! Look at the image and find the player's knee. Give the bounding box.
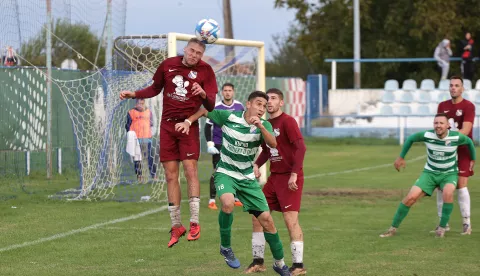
[403,196,417,206]
[221,203,234,214]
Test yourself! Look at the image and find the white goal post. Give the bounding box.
[61,32,268,201]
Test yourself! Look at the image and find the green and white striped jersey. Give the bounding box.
[400,130,476,174]
[206,110,274,181]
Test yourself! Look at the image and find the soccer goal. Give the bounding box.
[59,33,267,201]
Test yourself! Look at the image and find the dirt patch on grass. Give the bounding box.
[304,188,403,199]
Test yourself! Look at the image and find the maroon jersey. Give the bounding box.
[135,56,217,121]
[437,99,475,139]
[262,113,305,174]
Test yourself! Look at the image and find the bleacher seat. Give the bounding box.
[464,79,472,90]
[416,90,431,103]
[438,79,449,90]
[379,105,393,115]
[384,80,399,91]
[398,105,412,115]
[463,90,472,101]
[402,79,417,90]
[398,91,414,103]
[416,105,430,115]
[435,90,450,103]
[381,91,395,103]
[476,80,480,90]
[474,91,480,103]
[420,79,435,90]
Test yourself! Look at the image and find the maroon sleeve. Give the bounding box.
[437,102,443,114]
[291,139,306,174]
[201,65,218,111]
[255,143,270,168]
[285,117,303,143]
[284,117,306,173]
[464,102,475,123]
[135,61,165,98]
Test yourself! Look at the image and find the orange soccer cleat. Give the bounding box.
[208,201,218,210]
[167,225,186,248]
[187,222,201,241]
[234,200,243,207]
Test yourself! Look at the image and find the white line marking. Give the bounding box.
[304,155,426,179]
[0,155,426,253]
[0,206,168,253]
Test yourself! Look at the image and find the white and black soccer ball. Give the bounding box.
[195,19,220,44]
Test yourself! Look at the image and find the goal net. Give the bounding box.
[58,33,265,201]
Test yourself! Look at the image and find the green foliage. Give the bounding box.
[272,0,480,87]
[20,19,105,70]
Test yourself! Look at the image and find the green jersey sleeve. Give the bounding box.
[261,120,274,142]
[458,133,476,161]
[399,131,426,158]
[206,110,231,127]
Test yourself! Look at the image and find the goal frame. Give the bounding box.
[113,32,268,184]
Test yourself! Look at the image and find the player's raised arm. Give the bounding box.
[394,131,425,171]
[120,62,165,100]
[250,118,276,148]
[174,108,208,134]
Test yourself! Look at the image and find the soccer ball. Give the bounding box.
[195,19,220,44]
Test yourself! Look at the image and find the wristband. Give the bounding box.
[185,119,192,126]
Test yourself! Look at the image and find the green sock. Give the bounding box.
[218,211,233,248]
[391,202,411,228]
[264,232,284,260]
[439,203,454,228]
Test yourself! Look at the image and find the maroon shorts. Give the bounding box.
[159,119,200,162]
[263,172,304,212]
[458,146,474,177]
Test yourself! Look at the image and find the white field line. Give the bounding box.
[304,155,426,179]
[0,206,168,253]
[0,155,426,253]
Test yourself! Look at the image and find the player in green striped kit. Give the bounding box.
[380,113,476,238]
[175,91,290,275]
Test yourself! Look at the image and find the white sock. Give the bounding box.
[234,197,240,202]
[167,205,181,227]
[436,189,443,219]
[291,241,304,264]
[189,197,200,224]
[252,232,265,259]
[209,198,215,204]
[458,187,471,225]
[274,258,285,268]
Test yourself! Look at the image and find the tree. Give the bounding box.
[273,0,480,88]
[21,19,105,70]
[266,29,316,78]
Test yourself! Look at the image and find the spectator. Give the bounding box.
[3,46,17,66]
[125,99,157,181]
[434,39,452,80]
[461,32,475,81]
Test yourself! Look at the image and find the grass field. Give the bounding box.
[1,139,480,275]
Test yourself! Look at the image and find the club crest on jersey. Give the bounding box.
[274,128,280,137]
[456,109,463,116]
[445,140,451,146]
[188,70,197,79]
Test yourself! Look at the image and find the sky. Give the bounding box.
[125,0,297,60]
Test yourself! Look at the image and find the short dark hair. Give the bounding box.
[187,37,206,51]
[266,88,284,100]
[450,75,464,85]
[222,83,234,90]
[247,91,268,102]
[435,113,448,119]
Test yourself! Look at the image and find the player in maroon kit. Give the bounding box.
[436,76,475,235]
[120,38,217,247]
[245,88,307,275]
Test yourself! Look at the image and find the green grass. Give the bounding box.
[1,141,480,275]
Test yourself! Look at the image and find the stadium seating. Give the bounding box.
[374,79,480,116]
